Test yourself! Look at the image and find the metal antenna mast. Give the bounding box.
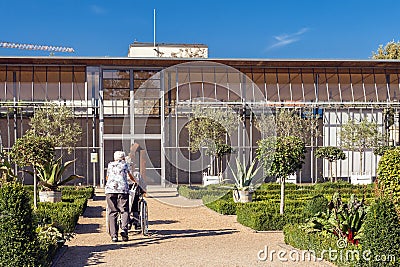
[0,41,75,53]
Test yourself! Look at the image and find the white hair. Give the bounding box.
[114,151,126,161]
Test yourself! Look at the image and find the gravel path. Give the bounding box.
[54,188,333,267]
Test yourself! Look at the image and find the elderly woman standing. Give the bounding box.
[106,151,134,242]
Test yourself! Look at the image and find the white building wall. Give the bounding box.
[322,109,383,179]
[128,45,208,58]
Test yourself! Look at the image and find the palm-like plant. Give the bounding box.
[25,157,83,191]
[229,157,260,191]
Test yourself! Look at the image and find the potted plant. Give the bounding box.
[229,157,260,203]
[25,157,83,202]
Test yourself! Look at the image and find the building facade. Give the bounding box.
[0,57,399,186]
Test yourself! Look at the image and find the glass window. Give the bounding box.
[87,67,99,100]
[47,67,60,100]
[302,72,315,102]
[19,67,33,101]
[338,72,353,102]
[0,66,6,101]
[351,72,364,102]
[73,67,86,101]
[266,71,279,102]
[251,71,267,101]
[374,72,387,102]
[33,66,46,101]
[60,67,73,100]
[277,71,291,102]
[363,71,377,102]
[290,71,304,102]
[6,67,19,101]
[326,71,340,102]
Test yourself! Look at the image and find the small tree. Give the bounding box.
[29,103,82,153]
[340,118,383,174]
[256,136,306,214]
[9,133,55,208]
[186,106,240,177]
[315,146,346,182]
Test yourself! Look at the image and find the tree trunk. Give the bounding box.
[280,176,285,215]
[33,169,37,209]
[359,150,364,174]
[329,161,333,182]
[333,160,337,182]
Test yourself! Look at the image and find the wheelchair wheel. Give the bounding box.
[139,200,148,235]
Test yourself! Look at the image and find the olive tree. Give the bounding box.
[315,146,346,182]
[28,103,82,153]
[340,118,383,174]
[186,106,240,177]
[256,136,306,214]
[256,108,320,144]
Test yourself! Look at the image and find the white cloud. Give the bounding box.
[90,5,106,15]
[267,28,309,50]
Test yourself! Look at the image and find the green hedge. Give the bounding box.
[0,183,42,266]
[35,197,87,233]
[202,195,237,215]
[283,224,359,266]
[61,186,94,199]
[178,185,231,199]
[236,201,305,231]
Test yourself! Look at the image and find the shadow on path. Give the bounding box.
[149,219,179,225]
[55,228,238,267]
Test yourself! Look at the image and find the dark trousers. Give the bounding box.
[106,193,129,238]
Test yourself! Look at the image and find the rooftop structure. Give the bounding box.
[128,41,208,58]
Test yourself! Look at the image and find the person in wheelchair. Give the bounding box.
[125,156,147,230]
[128,177,146,230]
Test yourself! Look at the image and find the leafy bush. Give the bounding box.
[377,147,400,210]
[36,223,67,265]
[302,194,328,218]
[283,224,359,267]
[0,182,40,266]
[302,193,368,245]
[358,198,400,266]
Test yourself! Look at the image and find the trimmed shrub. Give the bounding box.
[236,201,304,230]
[257,182,298,191]
[0,182,40,266]
[283,224,359,267]
[302,194,328,218]
[178,185,230,199]
[358,198,400,266]
[377,147,400,210]
[35,198,86,233]
[61,186,94,199]
[203,195,237,215]
[314,181,361,191]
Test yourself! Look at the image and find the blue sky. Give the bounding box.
[0,0,399,59]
